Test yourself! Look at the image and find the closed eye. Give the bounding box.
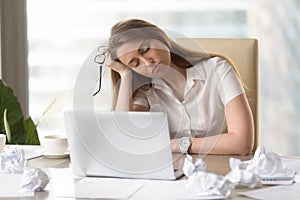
[127,41,150,68]
[128,58,139,68]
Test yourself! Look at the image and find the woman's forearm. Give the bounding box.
[189,132,253,155]
[115,71,134,111]
[171,131,253,155]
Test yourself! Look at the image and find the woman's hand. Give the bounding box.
[106,54,131,77]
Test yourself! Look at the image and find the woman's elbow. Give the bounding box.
[238,142,253,155]
[236,130,255,155]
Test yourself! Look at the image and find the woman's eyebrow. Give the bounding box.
[138,40,148,50]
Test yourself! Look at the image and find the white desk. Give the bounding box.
[1,146,299,200]
[27,154,254,199]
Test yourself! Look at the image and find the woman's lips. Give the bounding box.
[152,62,161,74]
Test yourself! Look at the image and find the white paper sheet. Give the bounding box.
[129,179,226,200]
[0,174,34,197]
[239,182,300,200]
[74,177,145,199]
[49,167,145,199]
[48,168,76,197]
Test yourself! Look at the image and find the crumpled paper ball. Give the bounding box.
[183,154,235,197]
[0,146,25,173]
[229,146,292,178]
[0,146,50,192]
[20,168,50,192]
[183,154,206,177]
[251,146,289,177]
[225,161,261,188]
[226,146,295,187]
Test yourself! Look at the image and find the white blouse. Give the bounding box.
[133,57,244,139]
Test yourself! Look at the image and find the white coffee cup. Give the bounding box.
[0,134,6,153]
[43,135,68,155]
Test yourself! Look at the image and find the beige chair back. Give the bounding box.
[177,38,259,150]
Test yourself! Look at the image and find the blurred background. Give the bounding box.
[2,0,299,155]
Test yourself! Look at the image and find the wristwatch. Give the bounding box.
[179,137,191,154]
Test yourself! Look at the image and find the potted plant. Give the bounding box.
[0,79,40,145]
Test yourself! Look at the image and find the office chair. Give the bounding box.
[177,38,259,151]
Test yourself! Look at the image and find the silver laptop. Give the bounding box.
[64,110,183,180]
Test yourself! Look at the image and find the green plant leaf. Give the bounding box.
[24,117,40,145]
[0,80,25,144]
[3,109,11,143]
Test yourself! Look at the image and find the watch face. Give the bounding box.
[180,137,190,149]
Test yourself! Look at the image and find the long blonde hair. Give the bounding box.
[108,19,242,110]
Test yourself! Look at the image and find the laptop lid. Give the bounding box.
[64,110,180,180]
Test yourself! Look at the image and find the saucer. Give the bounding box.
[43,151,70,159]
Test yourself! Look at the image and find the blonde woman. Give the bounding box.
[107,19,254,155]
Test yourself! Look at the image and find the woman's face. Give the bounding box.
[116,39,171,78]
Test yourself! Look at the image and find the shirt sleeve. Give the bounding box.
[215,57,245,105]
[133,89,149,108]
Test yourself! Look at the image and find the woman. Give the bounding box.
[107,19,254,155]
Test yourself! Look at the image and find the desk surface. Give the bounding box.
[26,153,252,175]
[27,154,254,200]
[1,151,298,200]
